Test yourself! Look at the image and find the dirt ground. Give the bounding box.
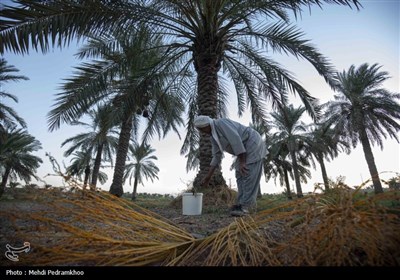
[148,204,238,238]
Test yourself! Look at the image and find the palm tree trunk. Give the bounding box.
[90,144,104,190]
[110,114,133,197]
[0,167,11,198]
[317,153,330,191]
[283,169,292,200]
[359,127,383,194]
[193,50,225,189]
[289,148,303,198]
[132,176,139,201]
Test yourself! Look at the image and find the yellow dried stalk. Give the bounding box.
[272,189,400,266]
[169,199,307,266]
[1,184,399,266]
[173,187,399,266]
[2,189,195,266]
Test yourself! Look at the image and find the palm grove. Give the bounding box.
[1,0,399,200]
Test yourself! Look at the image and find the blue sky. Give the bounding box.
[1,0,399,195]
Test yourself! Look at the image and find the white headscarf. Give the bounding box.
[194,115,212,128]
[194,115,223,152]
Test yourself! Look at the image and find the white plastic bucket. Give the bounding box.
[182,193,203,215]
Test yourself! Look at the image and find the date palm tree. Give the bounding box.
[124,142,159,200]
[307,123,350,190]
[66,150,108,190]
[264,146,294,200]
[266,133,312,199]
[0,58,28,135]
[0,0,361,190]
[323,63,400,194]
[270,104,312,197]
[61,105,119,190]
[0,126,42,198]
[65,150,92,190]
[48,27,186,196]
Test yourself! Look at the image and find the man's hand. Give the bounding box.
[239,161,248,176]
[201,165,217,187]
[238,153,248,176]
[200,176,211,187]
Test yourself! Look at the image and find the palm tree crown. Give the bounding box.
[0,58,28,132]
[0,126,43,197]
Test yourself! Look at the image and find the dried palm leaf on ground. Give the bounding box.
[268,188,400,266]
[1,185,399,266]
[168,216,281,266]
[1,189,196,266]
[173,187,400,266]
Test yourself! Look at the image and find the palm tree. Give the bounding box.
[0,0,361,190]
[270,105,312,197]
[324,63,400,194]
[61,105,119,190]
[124,142,159,200]
[65,150,92,190]
[66,150,108,189]
[0,58,28,134]
[48,27,186,197]
[0,126,42,198]
[264,147,294,200]
[307,123,350,190]
[266,132,312,199]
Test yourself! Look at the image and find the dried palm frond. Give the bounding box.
[2,189,195,266]
[1,183,398,266]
